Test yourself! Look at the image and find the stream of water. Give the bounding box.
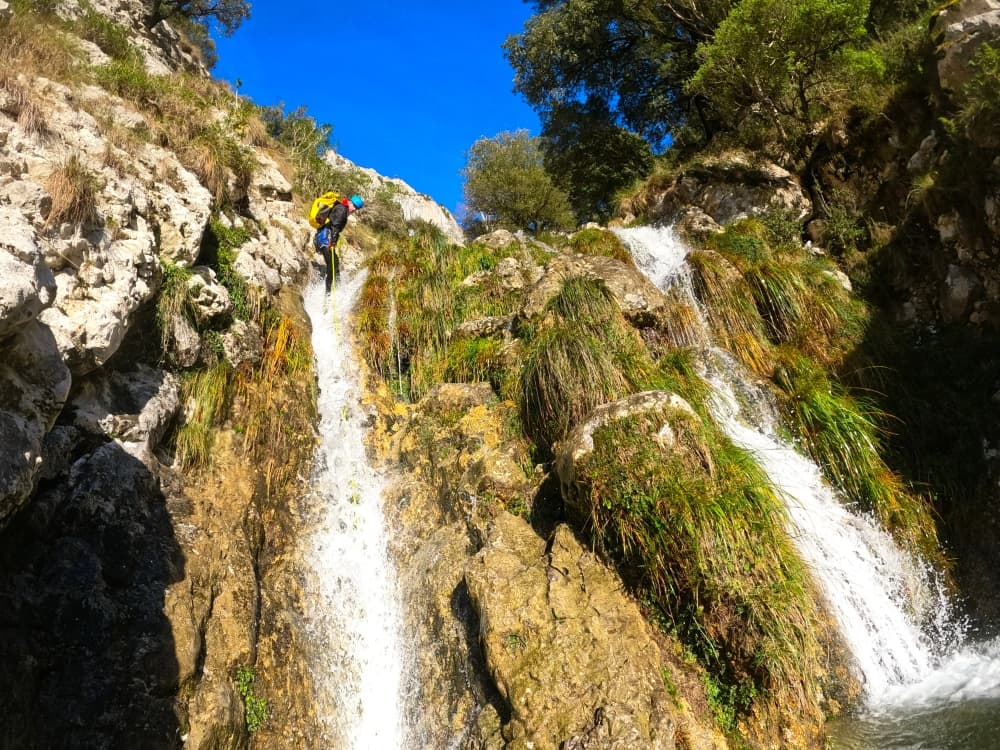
[301,276,410,748]
[614,225,1000,749]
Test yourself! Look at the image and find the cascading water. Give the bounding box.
[301,275,410,748]
[613,225,1000,739]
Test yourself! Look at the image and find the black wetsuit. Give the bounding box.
[316,201,349,292]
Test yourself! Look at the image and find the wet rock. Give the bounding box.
[465,513,687,750]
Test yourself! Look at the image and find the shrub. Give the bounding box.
[78,0,137,62]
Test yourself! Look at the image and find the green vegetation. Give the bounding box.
[235,666,268,735]
[568,227,633,264]
[573,406,828,737]
[462,130,574,233]
[202,219,256,321]
[78,0,138,62]
[146,0,250,37]
[520,277,652,448]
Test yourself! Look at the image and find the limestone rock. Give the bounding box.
[941,263,983,323]
[69,364,181,459]
[476,229,518,250]
[0,212,56,340]
[187,266,233,324]
[452,315,513,340]
[645,152,812,226]
[933,0,1000,96]
[324,151,466,244]
[522,253,672,327]
[555,391,697,525]
[464,513,679,749]
[38,235,160,375]
[0,321,72,526]
[222,318,264,369]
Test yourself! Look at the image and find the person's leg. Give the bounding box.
[319,246,333,292]
[333,247,341,280]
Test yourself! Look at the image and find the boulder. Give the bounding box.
[39,236,160,375]
[941,263,983,323]
[555,391,698,524]
[222,318,263,369]
[464,513,682,749]
[933,0,1000,96]
[0,320,72,526]
[69,364,181,460]
[522,253,672,327]
[186,266,233,324]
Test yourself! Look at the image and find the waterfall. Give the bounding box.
[613,225,1000,711]
[301,276,409,748]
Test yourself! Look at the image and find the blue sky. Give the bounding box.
[212,2,541,216]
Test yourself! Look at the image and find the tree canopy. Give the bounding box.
[541,98,654,223]
[462,130,575,234]
[145,0,250,36]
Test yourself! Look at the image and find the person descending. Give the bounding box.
[312,193,364,292]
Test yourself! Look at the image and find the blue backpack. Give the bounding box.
[313,225,333,252]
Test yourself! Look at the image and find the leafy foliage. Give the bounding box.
[146,0,250,36]
[688,0,870,151]
[462,130,574,233]
[541,98,654,222]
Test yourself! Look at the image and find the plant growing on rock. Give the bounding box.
[235,666,268,734]
[519,276,653,449]
[45,153,100,228]
[567,407,834,743]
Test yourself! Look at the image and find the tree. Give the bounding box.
[145,0,250,36]
[462,130,575,233]
[505,0,735,147]
[541,98,654,222]
[688,0,869,149]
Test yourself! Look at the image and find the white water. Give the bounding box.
[301,276,408,748]
[614,225,1000,712]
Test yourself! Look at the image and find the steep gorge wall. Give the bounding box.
[0,3,322,746]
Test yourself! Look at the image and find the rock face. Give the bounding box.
[522,253,673,327]
[0,2,318,747]
[380,380,725,750]
[324,151,466,244]
[933,0,1000,95]
[638,152,812,227]
[465,513,679,750]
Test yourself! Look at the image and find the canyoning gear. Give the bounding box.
[349,194,364,210]
[309,191,343,229]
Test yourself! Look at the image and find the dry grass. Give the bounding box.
[45,154,100,228]
[0,70,48,136]
[0,9,82,84]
